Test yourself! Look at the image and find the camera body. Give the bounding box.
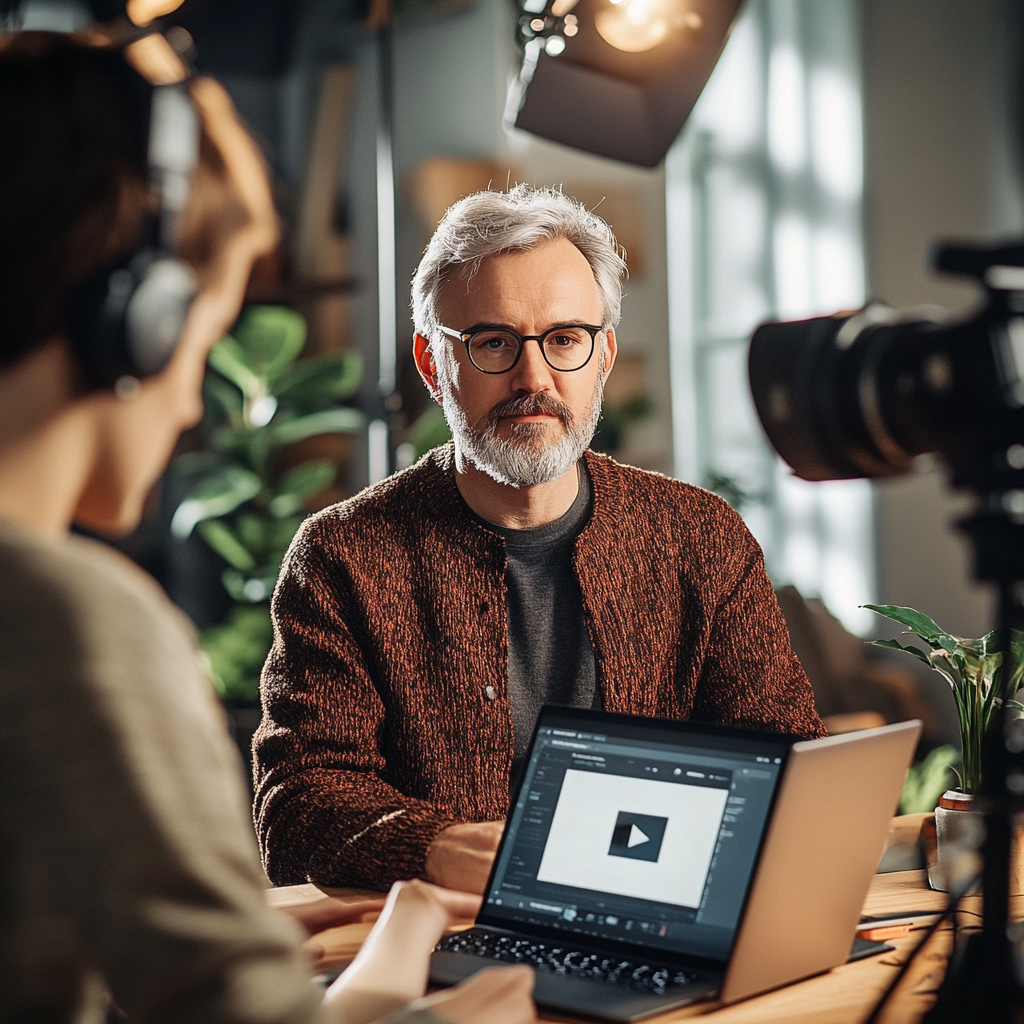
[748,242,1024,495]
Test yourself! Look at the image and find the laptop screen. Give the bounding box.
[478,707,792,966]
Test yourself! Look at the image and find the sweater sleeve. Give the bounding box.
[254,519,459,890]
[688,516,827,740]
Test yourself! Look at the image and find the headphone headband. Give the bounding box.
[69,62,200,389]
[149,82,199,249]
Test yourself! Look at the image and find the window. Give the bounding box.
[665,0,874,633]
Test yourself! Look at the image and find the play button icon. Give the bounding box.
[608,811,668,863]
[628,823,649,848]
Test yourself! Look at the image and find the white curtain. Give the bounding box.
[665,0,875,634]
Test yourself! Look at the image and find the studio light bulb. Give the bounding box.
[595,0,702,53]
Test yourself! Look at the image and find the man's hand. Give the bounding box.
[424,821,504,894]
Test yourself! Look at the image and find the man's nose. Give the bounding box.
[509,337,555,393]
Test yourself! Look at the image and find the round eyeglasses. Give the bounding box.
[437,323,603,374]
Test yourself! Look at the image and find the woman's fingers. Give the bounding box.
[392,878,481,921]
[416,966,536,1024]
[278,897,385,937]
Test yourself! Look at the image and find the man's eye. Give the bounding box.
[549,333,581,347]
[472,333,516,351]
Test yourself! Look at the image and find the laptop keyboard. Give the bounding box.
[437,928,699,994]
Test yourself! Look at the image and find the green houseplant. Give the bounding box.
[866,603,1024,795]
[171,305,363,704]
[867,605,1024,891]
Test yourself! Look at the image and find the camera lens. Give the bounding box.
[747,306,976,482]
[747,243,1024,491]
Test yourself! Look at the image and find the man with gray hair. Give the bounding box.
[253,185,824,896]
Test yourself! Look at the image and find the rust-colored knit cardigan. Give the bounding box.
[253,444,825,890]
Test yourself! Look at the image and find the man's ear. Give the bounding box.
[601,327,618,381]
[413,333,443,404]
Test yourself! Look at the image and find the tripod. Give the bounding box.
[920,503,1024,1022]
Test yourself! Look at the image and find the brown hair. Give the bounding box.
[0,32,251,372]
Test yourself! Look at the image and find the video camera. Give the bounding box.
[749,242,1024,492]
[748,243,1024,1023]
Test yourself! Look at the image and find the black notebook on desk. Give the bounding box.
[430,707,919,1022]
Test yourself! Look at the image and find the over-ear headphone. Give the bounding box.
[68,80,200,390]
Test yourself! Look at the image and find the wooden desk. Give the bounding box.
[271,869,980,1024]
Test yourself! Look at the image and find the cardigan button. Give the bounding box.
[484,686,497,701]
[480,600,490,613]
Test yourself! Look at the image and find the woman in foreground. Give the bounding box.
[0,30,533,1024]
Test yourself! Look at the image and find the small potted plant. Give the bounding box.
[866,603,1024,890]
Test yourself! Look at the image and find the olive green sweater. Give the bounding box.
[254,445,824,892]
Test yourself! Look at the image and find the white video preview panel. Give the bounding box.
[536,769,729,907]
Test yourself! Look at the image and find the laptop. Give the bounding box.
[430,707,920,1022]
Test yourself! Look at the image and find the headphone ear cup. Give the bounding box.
[68,252,196,387]
[68,260,140,388]
[125,256,196,376]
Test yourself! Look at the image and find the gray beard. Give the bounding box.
[442,376,604,489]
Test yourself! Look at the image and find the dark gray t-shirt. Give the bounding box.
[466,465,602,801]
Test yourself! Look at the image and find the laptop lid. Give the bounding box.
[721,719,921,1002]
[476,706,795,973]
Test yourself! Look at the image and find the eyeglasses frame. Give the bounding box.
[436,323,605,375]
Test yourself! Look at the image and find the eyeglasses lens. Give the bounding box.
[467,327,594,373]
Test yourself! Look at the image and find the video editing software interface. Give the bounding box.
[482,715,788,963]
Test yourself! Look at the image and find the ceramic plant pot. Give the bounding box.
[931,790,1024,895]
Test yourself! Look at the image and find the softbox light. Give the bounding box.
[506,0,743,167]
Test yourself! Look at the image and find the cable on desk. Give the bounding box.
[861,876,976,1024]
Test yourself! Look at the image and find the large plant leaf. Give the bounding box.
[275,351,363,404]
[869,637,931,667]
[268,514,305,556]
[211,424,273,469]
[169,450,222,478]
[232,305,307,384]
[170,466,261,539]
[273,408,365,445]
[410,404,452,458]
[863,603,959,653]
[233,511,274,556]
[200,603,273,703]
[222,569,278,603]
[203,374,244,426]
[926,650,966,693]
[899,745,959,814]
[269,461,337,517]
[197,519,257,571]
[208,336,263,400]
[978,629,1024,694]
